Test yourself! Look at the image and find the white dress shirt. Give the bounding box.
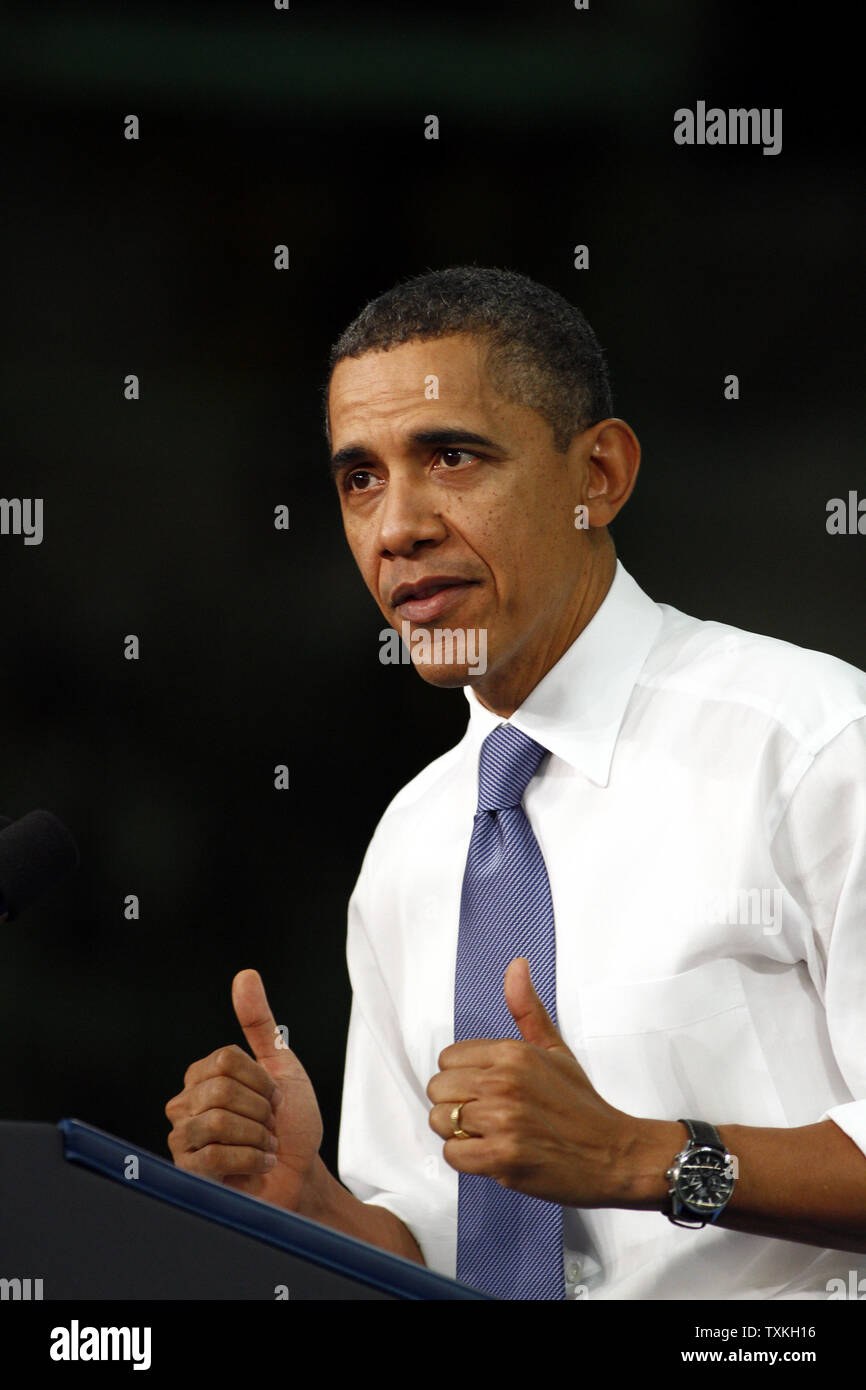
[336,560,866,1299]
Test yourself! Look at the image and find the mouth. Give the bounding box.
[390,577,479,623]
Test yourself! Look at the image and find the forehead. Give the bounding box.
[328,333,507,440]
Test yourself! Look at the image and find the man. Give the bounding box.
[166,267,866,1299]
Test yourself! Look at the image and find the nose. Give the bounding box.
[376,472,448,558]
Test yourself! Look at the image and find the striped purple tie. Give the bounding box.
[454,722,565,1299]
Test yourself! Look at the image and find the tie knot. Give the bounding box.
[476,723,549,812]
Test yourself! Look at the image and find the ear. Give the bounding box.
[579,418,641,527]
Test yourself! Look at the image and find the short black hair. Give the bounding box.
[324,265,614,454]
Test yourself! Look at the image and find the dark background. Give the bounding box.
[1,2,861,1179]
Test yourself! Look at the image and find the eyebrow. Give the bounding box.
[328,427,503,480]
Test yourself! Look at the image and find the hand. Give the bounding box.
[165,968,323,1210]
[427,956,652,1208]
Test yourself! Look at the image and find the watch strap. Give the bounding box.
[677,1118,724,1151]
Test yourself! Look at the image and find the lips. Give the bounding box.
[391,575,474,606]
[390,576,479,623]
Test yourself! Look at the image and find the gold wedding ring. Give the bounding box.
[451,1102,470,1139]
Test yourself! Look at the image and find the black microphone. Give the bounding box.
[0,810,80,922]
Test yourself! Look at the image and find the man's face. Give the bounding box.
[327,333,607,712]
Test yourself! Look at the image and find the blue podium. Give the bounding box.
[0,1120,490,1300]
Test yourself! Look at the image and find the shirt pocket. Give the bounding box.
[575,957,789,1127]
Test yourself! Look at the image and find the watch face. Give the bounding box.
[675,1146,735,1211]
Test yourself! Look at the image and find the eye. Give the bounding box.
[344,469,376,492]
[435,448,476,468]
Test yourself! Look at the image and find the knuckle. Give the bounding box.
[223,1146,265,1175]
[212,1046,238,1072]
[509,1100,530,1129]
[497,1135,523,1170]
[194,1111,216,1142]
[493,1065,519,1097]
[491,1105,512,1132]
[207,1075,235,1107]
[195,1143,220,1171]
[168,1117,191,1151]
[501,1052,531,1087]
[198,1142,250,1174]
[168,1124,199,1167]
[197,1108,230,1142]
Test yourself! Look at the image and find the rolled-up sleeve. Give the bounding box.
[336,863,457,1277]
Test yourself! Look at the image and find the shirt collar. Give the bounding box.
[462,559,663,787]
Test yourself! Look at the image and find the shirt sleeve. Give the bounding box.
[336,859,457,1278]
[771,714,866,1155]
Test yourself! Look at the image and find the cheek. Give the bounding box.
[484,490,548,563]
[501,464,565,527]
[510,470,580,562]
[481,485,574,601]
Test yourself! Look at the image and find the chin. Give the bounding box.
[411,662,480,689]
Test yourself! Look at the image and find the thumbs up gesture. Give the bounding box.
[166,969,323,1211]
[427,957,652,1208]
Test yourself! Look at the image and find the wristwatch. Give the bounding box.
[665,1118,736,1228]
